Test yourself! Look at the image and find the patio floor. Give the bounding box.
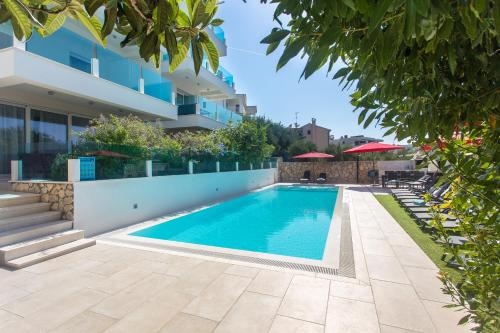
[0,187,474,332]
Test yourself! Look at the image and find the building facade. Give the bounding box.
[330,135,383,147]
[297,118,331,151]
[0,20,256,177]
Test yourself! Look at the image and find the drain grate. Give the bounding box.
[338,203,356,278]
[110,238,339,275]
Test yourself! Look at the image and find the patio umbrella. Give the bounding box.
[292,152,335,181]
[343,143,403,184]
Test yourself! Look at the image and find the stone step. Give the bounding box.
[0,229,84,262]
[0,192,40,208]
[4,238,96,269]
[0,211,62,233]
[0,202,51,219]
[0,220,73,247]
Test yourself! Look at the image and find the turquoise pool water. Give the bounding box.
[130,185,338,260]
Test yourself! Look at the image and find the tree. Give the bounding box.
[261,0,499,330]
[0,0,222,74]
[288,140,316,157]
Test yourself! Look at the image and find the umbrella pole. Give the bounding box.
[372,152,376,185]
[356,155,359,184]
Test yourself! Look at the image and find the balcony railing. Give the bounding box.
[177,97,242,125]
[201,58,235,89]
[20,27,172,103]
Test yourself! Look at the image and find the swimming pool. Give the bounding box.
[130,185,339,260]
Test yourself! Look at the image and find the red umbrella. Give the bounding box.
[344,143,403,184]
[292,152,334,181]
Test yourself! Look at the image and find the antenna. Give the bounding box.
[294,112,299,128]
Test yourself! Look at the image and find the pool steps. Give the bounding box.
[0,192,95,269]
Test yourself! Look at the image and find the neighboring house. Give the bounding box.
[297,118,331,151]
[0,21,256,177]
[330,135,383,147]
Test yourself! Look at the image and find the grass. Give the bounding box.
[374,194,462,283]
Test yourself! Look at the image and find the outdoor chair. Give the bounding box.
[300,170,311,183]
[316,172,327,183]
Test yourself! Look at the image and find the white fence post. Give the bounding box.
[10,160,22,181]
[268,161,272,168]
[250,163,253,170]
[216,161,220,172]
[67,159,81,182]
[261,162,264,169]
[146,160,153,177]
[188,160,194,174]
[235,161,239,171]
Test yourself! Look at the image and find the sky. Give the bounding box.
[217,1,401,144]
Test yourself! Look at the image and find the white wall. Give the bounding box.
[377,160,415,174]
[73,169,278,236]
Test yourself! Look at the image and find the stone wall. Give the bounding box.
[279,161,377,184]
[11,181,74,220]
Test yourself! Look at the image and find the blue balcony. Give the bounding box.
[177,97,242,125]
[24,28,172,103]
[201,58,235,89]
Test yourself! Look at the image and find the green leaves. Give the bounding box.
[276,37,307,71]
[200,31,219,73]
[168,37,189,72]
[70,9,105,46]
[4,0,34,40]
[37,13,66,37]
[260,28,290,44]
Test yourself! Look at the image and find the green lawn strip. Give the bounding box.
[374,194,461,283]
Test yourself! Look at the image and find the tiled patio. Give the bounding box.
[0,187,474,332]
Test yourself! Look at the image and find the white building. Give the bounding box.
[330,135,383,147]
[0,20,257,178]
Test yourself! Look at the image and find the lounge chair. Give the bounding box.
[300,170,311,183]
[316,172,327,183]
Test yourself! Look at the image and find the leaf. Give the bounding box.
[176,9,190,27]
[457,314,471,325]
[200,31,219,73]
[101,0,117,38]
[71,9,105,46]
[276,37,306,71]
[302,46,330,79]
[38,13,66,37]
[139,32,158,61]
[266,41,280,55]
[368,0,392,31]
[84,0,106,17]
[260,29,290,44]
[3,0,33,39]
[210,18,223,26]
[332,67,350,80]
[156,0,169,33]
[169,37,189,72]
[191,39,204,75]
[358,108,368,124]
[163,28,177,61]
[448,48,457,75]
[363,111,377,128]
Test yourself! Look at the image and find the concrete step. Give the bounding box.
[0,202,51,219]
[4,238,96,269]
[0,229,84,262]
[0,211,62,232]
[0,220,73,247]
[0,192,40,207]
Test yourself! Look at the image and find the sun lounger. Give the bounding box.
[300,170,311,183]
[316,172,327,183]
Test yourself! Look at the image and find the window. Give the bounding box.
[0,104,24,174]
[30,109,68,153]
[71,116,90,144]
[307,130,311,135]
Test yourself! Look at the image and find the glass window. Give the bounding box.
[71,116,90,144]
[69,54,91,73]
[30,109,68,153]
[0,104,24,175]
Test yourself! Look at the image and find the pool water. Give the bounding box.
[130,185,338,260]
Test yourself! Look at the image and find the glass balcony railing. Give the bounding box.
[199,97,242,124]
[0,24,13,49]
[23,27,172,104]
[201,58,235,89]
[211,26,225,43]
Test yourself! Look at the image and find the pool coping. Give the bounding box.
[97,183,355,277]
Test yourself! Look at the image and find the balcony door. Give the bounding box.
[0,104,25,175]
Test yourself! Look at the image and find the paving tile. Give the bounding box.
[371,279,436,332]
[131,259,170,274]
[268,315,324,333]
[91,267,152,294]
[25,288,108,331]
[392,246,436,269]
[91,273,177,319]
[0,309,23,329]
[403,267,453,303]
[50,310,116,333]
[87,261,128,277]
[164,256,204,277]
[365,255,410,284]
[359,227,386,240]
[329,280,373,303]
[159,313,217,333]
[152,289,195,309]
[104,300,179,333]
[0,284,30,307]
[422,300,475,333]
[362,239,395,256]
[383,232,417,248]
[214,292,281,333]
[379,325,420,333]
[0,316,42,333]
[325,296,380,333]
[278,275,330,324]
[172,261,229,296]
[224,265,260,278]
[182,273,251,321]
[247,269,293,297]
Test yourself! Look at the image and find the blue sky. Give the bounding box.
[217,1,401,144]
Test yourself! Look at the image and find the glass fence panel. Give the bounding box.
[239,161,251,171]
[199,98,218,121]
[27,28,93,74]
[219,161,237,172]
[97,47,140,91]
[193,158,217,174]
[143,68,172,103]
[0,24,13,49]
